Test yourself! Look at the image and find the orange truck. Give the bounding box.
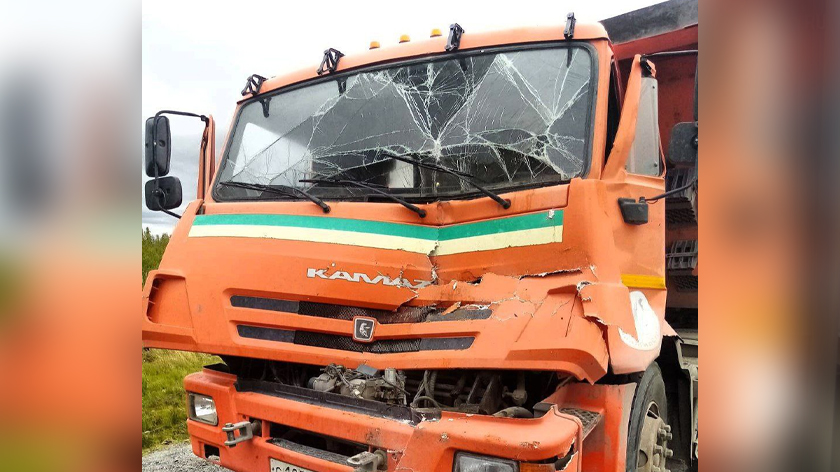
[142,1,698,471]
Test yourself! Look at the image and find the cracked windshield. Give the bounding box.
[215,45,594,202]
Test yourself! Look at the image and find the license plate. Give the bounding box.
[270,458,316,472]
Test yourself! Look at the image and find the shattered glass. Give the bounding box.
[216,46,594,202]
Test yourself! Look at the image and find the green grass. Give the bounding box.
[142,349,220,452]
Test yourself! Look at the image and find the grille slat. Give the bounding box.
[294,331,421,353]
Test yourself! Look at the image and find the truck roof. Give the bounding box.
[244,22,609,101]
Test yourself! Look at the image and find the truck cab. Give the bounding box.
[143,4,698,471]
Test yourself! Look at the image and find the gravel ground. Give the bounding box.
[142,443,228,472]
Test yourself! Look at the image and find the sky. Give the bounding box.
[141,0,664,234]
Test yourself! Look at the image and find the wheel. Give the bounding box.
[626,363,674,472]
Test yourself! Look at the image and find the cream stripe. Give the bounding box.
[189,224,435,254]
[435,226,563,255]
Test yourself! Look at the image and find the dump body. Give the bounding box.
[143,3,698,471]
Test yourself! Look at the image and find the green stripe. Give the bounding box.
[193,210,562,240]
[193,213,438,239]
[438,211,562,240]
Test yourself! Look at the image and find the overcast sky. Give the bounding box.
[142,0,662,234]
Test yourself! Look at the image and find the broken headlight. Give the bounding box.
[454,452,517,472]
[188,393,218,425]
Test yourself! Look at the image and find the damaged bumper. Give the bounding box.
[186,369,584,472]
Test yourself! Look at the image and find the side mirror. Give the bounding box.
[145,115,171,177]
[145,176,183,211]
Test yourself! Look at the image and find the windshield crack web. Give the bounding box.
[219,47,592,198]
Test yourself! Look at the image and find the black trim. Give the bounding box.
[419,337,475,351]
[236,324,474,354]
[601,0,698,45]
[232,296,299,313]
[269,438,350,466]
[237,325,295,343]
[231,295,492,324]
[212,41,599,204]
[237,379,440,424]
[426,309,492,322]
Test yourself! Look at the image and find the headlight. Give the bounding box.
[188,393,218,425]
[454,452,517,472]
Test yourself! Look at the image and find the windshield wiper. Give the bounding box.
[219,181,330,213]
[300,178,426,218]
[379,150,511,209]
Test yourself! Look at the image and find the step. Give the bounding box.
[666,240,698,292]
[559,408,603,438]
[665,167,697,226]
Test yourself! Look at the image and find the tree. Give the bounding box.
[142,228,170,283]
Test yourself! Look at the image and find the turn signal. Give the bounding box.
[519,463,558,472]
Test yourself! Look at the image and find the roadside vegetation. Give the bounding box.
[142,228,219,452]
[142,227,169,283]
[142,348,219,451]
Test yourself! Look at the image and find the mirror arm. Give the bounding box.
[640,49,698,60]
[154,110,209,122]
[150,109,209,182]
[149,183,182,219]
[161,208,182,219]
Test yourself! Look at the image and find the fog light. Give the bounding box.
[188,393,218,425]
[454,452,517,472]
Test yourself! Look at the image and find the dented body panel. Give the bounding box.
[144,174,667,379]
[185,368,635,472]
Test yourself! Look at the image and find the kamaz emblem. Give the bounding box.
[306,268,432,290]
[353,317,376,343]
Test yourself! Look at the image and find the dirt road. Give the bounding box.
[142,443,227,472]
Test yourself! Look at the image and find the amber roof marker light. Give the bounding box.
[399,34,411,43]
[430,28,442,38]
[369,41,380,50]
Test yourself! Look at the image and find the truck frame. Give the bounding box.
[142,2,698,471]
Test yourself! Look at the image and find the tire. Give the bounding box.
[626,362,670,472]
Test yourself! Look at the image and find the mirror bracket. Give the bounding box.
[564,12,576,39]
[240,74,267,97]
[446,23,465,51]
[316,48,344,75]
[618,198,649,225]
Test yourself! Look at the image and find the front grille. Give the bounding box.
[231,295,491,324]
[237,325,474,353]
[294,331,421,354]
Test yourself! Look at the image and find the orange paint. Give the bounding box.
[143,12,698,472]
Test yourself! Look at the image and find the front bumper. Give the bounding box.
[185,368,584,472]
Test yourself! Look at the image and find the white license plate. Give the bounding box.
[270,458,316,472]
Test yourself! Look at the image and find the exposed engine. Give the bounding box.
[307,364,407,404]
[223,357,565,418]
